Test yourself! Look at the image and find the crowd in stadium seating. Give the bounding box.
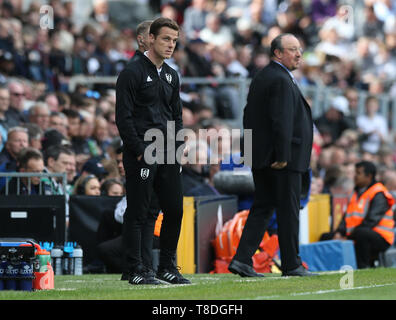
[0,0,396,202]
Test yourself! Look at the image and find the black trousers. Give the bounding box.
[97,198,159,273]
[122,157,183,272]
[349,227,390,269]
[233,167,302,272]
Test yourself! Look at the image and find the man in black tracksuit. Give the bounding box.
[115,17,189,285]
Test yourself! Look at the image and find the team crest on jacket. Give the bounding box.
[140,168,150,180]
[165,73,172,84]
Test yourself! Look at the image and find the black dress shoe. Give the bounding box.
[120,273,129,281]
[228,259,264,277]
[282,265,319,277]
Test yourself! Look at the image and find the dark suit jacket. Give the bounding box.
[243,61,313,172]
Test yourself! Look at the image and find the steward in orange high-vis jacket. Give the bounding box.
[331,161,395,269]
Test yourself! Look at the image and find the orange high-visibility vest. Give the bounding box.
[345,182,395,245]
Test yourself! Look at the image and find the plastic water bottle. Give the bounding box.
[0,255,7,291]
[18,260,34,291]
[73,245,83,276]
[35,249,51,273]
[5,260,19,290]
[51,246,63,275]
[63,243,74,275]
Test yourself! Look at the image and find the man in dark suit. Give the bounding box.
[228,33,316,277]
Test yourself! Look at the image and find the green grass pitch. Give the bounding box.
[0,268,396,300]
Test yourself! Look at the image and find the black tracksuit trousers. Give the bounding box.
[122,156,183,273]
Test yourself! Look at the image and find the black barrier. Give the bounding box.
[68,195,238,273]
[0,195,66,244]
[68,195,122,267]
[194,195,238,273]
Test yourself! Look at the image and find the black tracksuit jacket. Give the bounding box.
[115,51,183,169]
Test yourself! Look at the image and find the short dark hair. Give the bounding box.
[355,161,377,181]
[149,17,179,37]
[62,109,80,120]
[270,33,294,57]
[17,147,43,169]
[44,145,75,165]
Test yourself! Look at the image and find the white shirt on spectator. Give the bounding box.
[199,26,233,47]
[356,113,388,154]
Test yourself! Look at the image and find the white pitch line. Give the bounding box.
[252,283,396,300]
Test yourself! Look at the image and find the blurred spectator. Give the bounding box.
[161,4,179,21]
[330,146,346,166]
[23,123,43,150]
[43,144,76,195]
[322,163,343,194]
[0,49,17,80]
[377,145,395,170]
[93,115,111,155]
[88,34,114,76]
[329,174,354,197]
[103,109,118,139]
[80,156,108,182]
[315,27,350,60]
[201,118,232,162]
[242,0,276,32]
[62,109,80,142]
[115,145,125,179]
[72,110,101,157]
[89,0,111,34]
[341,162,356,181]
[311,0,338,26]
[181,138,219,196]
[233,17,262,49]
[320,4,355,41]
[335,129,360,154]
[73,174,101,196]
[6,80,26,125]
[382,169,396,199]
[41,128,70,152]
[0,126,28,173]
[225,45,252,78]
[0,147,50,195]
[105,136,122,160]
[199,12,233,47]
[0,84,10,149]
[100,178,125,196]
[363,3,384,39]
[192,103,214,123]
[28,102,50,131]
[356,95,388,154]
[101,157,120,180]
[183,0,209,40]
[49,111,69,137]
[344,87,360,117]
[310,174,324,195]
[315,95,354,145]
[39,92,60,113]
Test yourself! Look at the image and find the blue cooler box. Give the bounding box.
[299,240,357,271]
